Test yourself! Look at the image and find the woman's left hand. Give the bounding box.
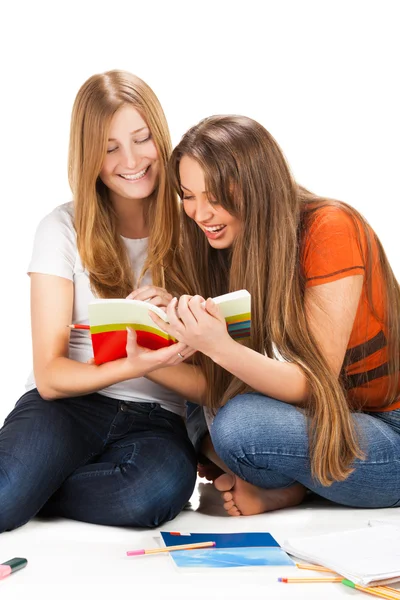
[126,285,173,309]
[150,294,230,356]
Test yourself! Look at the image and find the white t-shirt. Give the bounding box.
[25,202,186,416]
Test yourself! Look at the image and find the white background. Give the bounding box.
[0,0,398,421]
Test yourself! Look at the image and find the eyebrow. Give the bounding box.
[108,126,148,141]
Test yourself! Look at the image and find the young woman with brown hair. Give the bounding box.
[0,70,203,533]
[153,114,400,516]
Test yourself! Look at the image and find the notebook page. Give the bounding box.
[283,523,400,586]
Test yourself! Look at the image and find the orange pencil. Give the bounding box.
[127,541,216,556]
[68,324,90,330]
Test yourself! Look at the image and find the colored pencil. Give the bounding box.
[295,564,400,595]
[126,541,216,556]
[296,563,335,573]
[68,324,90,330]
[278,577,343,583]
[342,579,400,600]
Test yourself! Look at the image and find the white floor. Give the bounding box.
[1,477,400,600]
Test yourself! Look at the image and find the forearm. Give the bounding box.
[209,339,309,405]
[35,356,133,400]
[146,363,207,404]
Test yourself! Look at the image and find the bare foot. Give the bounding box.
[214,473,307,516]
[197,462,225,482]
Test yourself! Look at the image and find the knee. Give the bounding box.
[210,394,292,463]
[0,477,32,533]
[125,449,197,528]
[210,396,250,456]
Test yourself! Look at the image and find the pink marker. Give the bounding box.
[0,558,27,580]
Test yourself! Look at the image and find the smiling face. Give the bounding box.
[99,104,159,203]
[179,156,242,249]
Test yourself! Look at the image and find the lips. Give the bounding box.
[119,166,150,181]
[204,225,225,233]
[203,225,227,240]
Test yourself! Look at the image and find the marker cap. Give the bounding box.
[1,557,28,572]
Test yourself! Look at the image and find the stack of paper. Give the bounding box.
[282,521,400,587]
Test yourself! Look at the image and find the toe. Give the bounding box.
[228,506,241,517]
[223,499,235,511]
[214,473,235,492]
[222,491,233,502]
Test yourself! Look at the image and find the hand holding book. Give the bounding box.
[126,285,173,309]
[77,289,250,365]
[151,294,233,357]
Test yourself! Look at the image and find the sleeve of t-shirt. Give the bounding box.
[303,206,366,288]
[27,205,77,281]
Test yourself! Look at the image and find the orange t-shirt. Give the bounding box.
[302,205,400,411]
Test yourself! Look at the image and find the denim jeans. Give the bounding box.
[0,389,197,533]
[195,394,400,508]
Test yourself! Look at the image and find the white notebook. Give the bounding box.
[282,521,400,586]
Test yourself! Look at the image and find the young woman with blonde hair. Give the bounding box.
[153,114,400,516]
[0,70,202,532]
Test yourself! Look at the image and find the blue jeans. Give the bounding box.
[0,389,197,533]
[204,394,400,508]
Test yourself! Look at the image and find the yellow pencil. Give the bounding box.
[296,563,335,573]
[126,541,216,556]
[295,564,400,596]
[342,579,400,600]
[278,577,343,583]
[374,588,400,598]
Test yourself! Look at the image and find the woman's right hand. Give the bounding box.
[122,327,196,378]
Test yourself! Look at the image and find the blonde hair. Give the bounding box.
[69,70,181,297]
[170,115,400,486]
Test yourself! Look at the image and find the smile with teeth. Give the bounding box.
[203,225,226,232]
[119,166,150,181]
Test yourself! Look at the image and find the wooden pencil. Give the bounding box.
[278,577,343,583]
[341,580,400,600]
[296,563,335,573]
[295,564,400,595]
[126,541,216,556]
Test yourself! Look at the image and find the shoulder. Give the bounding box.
[33,202,76,248]
[302,202,368,286]
[29,202,77,276]
[305,203,361,238]
[35,201,75,234]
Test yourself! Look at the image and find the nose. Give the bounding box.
[121,146,139,170]
[194,197,214,223]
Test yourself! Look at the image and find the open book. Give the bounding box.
[88,289,250,365]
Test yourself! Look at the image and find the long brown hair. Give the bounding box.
[69,70,180,297]
[169,115,400,486]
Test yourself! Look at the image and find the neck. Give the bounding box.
[109,193,150,239]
